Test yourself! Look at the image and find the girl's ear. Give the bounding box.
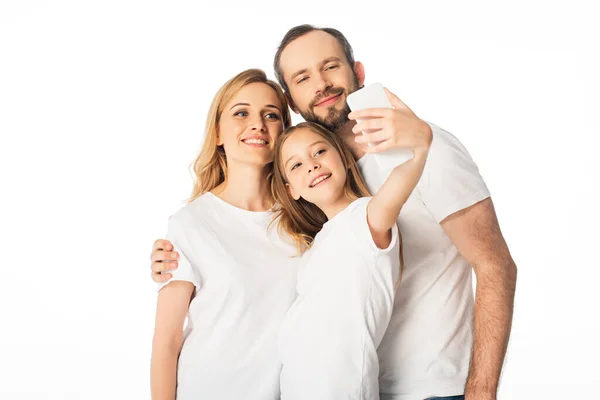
[286,183,301,201]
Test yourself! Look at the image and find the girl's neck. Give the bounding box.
[212,162,273,212]
[318,193,358,220]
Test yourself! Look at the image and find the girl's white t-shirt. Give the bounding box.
[158,192,299,400]
[278,197,400,400]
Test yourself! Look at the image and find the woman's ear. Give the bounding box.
[216,127,223,146]
[286,183,301,201]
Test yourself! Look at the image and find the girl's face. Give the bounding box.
[218,82,285,167]
[280,127,347,209]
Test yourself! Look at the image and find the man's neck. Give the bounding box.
[336,120,367,161]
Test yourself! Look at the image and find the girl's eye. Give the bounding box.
[234,110,248,117]
[291,162,301,171]
[314,149,326,157]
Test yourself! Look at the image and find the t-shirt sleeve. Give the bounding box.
[417,124,491,223]
[350,198,400,255]
[156,215,202,292]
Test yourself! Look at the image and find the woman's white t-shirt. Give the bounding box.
[158,192,299,400]
[278,197,400,400]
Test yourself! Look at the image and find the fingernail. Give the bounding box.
[171,253,177,259]
[170,262,176,268]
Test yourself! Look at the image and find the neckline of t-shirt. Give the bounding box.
[356,153,373,168]
[321,197,367,230]
[204,192,274,218]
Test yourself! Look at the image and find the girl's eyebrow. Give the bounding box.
[284,140,328,169]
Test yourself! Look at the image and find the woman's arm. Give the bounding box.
[151,280,195,400]
[367,148,430,248]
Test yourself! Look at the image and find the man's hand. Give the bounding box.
[151,239,179,283]
[349,88,432,153]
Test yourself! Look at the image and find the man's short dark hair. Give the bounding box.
[274,24,355,92]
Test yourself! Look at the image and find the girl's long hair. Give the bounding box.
[271,122,371,252]
[187,69,291,203]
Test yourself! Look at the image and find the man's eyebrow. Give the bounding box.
[290,68,308,82]
[289,57,344,82]
[320,57,343,66]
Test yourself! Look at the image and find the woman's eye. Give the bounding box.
[234,110,248,117]
[265,113,280,120]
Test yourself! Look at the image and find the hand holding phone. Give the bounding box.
[347,83,414,171]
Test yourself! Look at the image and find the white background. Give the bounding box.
[1,0,598,399]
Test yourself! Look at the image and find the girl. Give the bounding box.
[272,122,430,400]
[150,69,299,400]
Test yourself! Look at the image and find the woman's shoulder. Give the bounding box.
[169,193,217,227]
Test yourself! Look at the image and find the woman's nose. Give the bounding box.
[249,116,266,131]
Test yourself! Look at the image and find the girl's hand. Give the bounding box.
[349,88,432,154]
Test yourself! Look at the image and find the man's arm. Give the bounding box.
[441,197,517,400]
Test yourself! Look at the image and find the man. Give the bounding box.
[151,25,517,400]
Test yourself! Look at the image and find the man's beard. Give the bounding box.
[300,78,359,132]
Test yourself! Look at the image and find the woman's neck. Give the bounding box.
[212,162,274,212]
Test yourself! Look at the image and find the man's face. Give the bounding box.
[279,30,364,132]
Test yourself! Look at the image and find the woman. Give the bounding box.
[150,69,298,400]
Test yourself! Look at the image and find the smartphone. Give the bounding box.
[347,82,413,171]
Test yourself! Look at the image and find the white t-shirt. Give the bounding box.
[158,192,299,400]
[279,197,400,400]
[357,124,491,400]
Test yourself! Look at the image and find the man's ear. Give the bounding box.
[285,91,300,114]
[353,61,366,87]
[286,183,301,201]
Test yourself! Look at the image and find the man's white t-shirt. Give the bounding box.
[158,192,299,400]
[278,197,400,400]
[357,124,491,400]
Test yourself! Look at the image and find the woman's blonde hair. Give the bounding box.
[187,69,291,203]
[271,122,371,252]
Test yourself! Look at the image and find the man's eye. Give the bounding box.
[325,65,338,71]
[297,77,308,84]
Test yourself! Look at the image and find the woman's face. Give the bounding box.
[218,82,285,167]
